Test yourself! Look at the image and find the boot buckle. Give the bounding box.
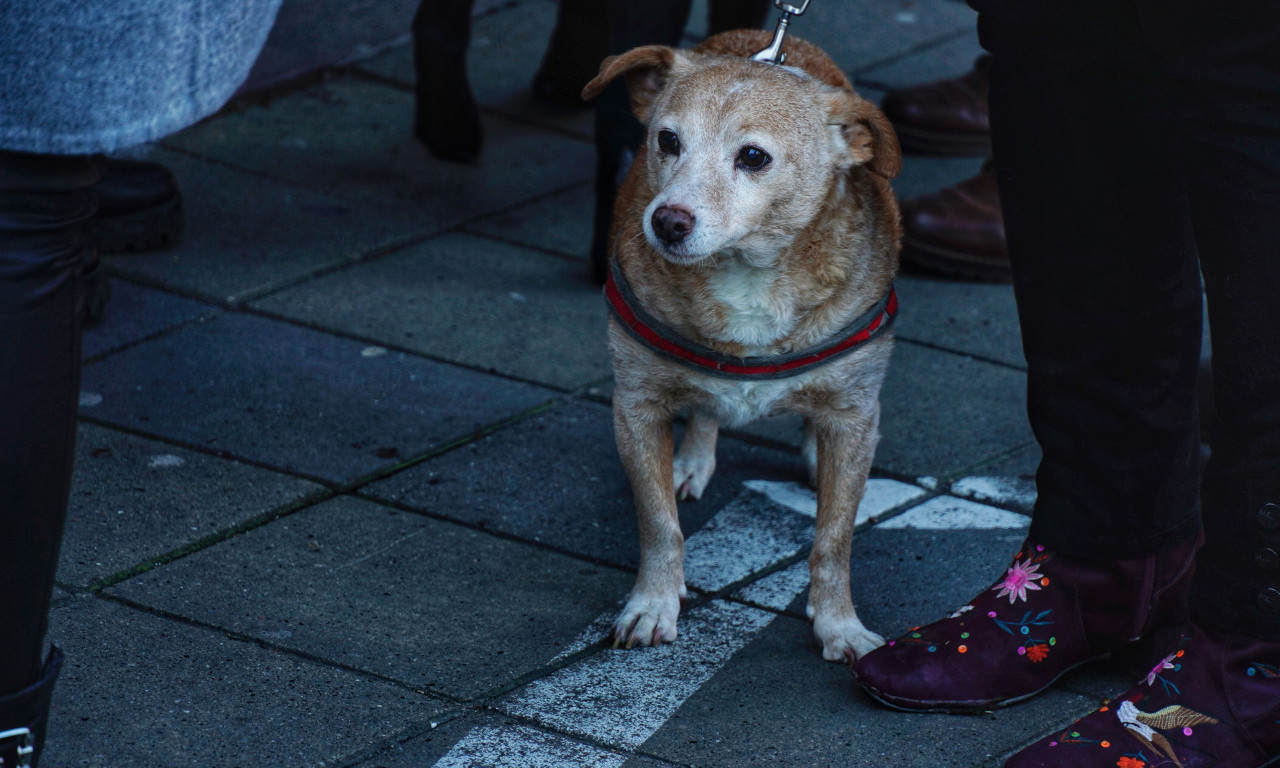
[0,727,33,768]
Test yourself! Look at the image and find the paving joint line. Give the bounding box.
[94,590,469,706]
[895,335,1029,372]
[82,304,223,366]
[91,269,587,396]
[351,487,642,581]
[75,412,342,488]
[336,396,561,494]
[227,226,459,306]
[65,486,337,594]
[233,300,584,393]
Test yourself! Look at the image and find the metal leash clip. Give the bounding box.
[750,0,812,66]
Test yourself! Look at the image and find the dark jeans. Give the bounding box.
[970,0,1280,638]
[0,150,96,693]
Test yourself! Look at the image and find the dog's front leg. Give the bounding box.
[806,405,885,663]
[613,398,687,648]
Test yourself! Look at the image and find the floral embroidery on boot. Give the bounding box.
[1005,623,1280,768]
[853,537,1200,713]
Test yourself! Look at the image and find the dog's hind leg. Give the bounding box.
[806,403,886,662]
[613,397,687,648]
[673,411,718,501]
[801,418,819,488]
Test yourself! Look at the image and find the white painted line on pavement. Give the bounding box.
[743,478,928,525]
[875,495,1030,530]
[733,560,810,612]
[498,600,775,750]
[432,724,627,768]
[550,488,812,663]
[950,475,1037,510]
[683,491,813,593]
[430,480,1024,766]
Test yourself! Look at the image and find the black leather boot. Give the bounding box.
[87,157,184,254]
[0,150,92,767]
[0,649,63,768]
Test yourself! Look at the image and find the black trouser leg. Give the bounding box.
[412,0,482,162]
[975,0,1203,559]
[0,149,97,766]
[1165,1,1280,640]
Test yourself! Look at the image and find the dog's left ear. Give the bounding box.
[825,90,902,180]
[581,45,690,125]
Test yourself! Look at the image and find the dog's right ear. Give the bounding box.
[581,46,686,125]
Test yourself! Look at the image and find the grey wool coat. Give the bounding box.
[0,0,282,155]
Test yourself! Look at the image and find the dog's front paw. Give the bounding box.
[673,454,715,501]
[612,589,682,649]
[810,607,885,663]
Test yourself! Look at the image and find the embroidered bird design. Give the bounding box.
[1116,700,1219,768]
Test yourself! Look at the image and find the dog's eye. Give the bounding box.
[737,146,771,171]
[657,129,680,156]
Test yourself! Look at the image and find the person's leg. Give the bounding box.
[1003,3,1280,765]
[1175,0,1280,646]
[411,0,482,162]
[854,0,1204,711]
[0,149,98,767]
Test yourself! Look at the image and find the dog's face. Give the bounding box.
[584,47,898,268]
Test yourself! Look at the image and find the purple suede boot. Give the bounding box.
[853,535,1201,713]
[1005,622,1280,768]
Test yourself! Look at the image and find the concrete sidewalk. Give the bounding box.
[50,0,1129,765]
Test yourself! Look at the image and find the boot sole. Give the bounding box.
[88,195,184,254]
[857,652,1110,715]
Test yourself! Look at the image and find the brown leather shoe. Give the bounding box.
[901,163,1009,282]
[881,55,991,157]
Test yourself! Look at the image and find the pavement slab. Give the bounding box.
[962,443,1042,488]
[62,423,325,589]
[894,274,1024,368]
[106,496,634,702]
[104,145,432,304]
[355,711,672,768]
[43,596,447,768]
[789,0,978,77]
[874,341,1032,481]
[364,398,807,570]
[464,181,594,261]
[892,154,987,207]
[856,27,986,91]
[81,279,218,362]
[164,77,594,236]
[79,311,554,484]
[251,231,607,390]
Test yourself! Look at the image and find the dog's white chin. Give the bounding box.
[647,236,713,266]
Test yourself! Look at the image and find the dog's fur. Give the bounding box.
[583,30,901,662]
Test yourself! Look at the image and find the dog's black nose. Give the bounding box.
[652,205,695,244]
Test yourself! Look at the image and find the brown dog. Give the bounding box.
[583,30,901,662]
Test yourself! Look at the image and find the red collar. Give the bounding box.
[604,263,897,380]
